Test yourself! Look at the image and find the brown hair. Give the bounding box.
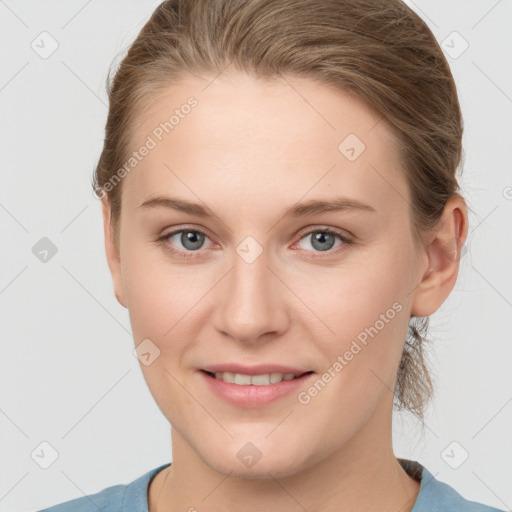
[92,0,465,420]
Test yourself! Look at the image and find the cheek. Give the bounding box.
[298,251,412,391]
[293,251,410,340]
[121,244,209,398]
[123,253,200,420]
[120,239,195,339]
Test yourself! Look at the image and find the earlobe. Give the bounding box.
[410,195,468,317]
[101,198,127,309]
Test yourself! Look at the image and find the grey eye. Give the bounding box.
[179,230,205,250]
[165,230,207,251]
[307,231,338,252]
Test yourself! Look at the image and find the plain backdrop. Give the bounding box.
[1,1,511,511]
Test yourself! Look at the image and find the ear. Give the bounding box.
[101,198,127,308]
[410,195,468,317]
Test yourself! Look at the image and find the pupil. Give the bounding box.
[312,232,335,251]
[182,231,204,250]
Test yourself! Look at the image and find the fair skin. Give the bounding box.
[101,72,467,512]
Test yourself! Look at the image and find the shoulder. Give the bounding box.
[36,484,126,512]
[35,463,170,512]
[399,459,507,512]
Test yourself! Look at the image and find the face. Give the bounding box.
[103,72,438,479]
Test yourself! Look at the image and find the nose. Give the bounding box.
[211,245,289,344]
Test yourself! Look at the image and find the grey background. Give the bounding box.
[1,1,511,511]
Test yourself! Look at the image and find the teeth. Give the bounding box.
[213,371,299,385]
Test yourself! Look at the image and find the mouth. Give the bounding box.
[200,369,315,386]
[198,368,317,408]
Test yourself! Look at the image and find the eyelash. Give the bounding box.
[156,225,353,260]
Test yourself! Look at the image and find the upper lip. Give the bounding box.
[200,364,313,376]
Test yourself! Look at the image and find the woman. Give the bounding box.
[39,0,506,510]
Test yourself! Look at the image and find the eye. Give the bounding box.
[157,226,352,260]
[293,227,352,256]
[157,228,213,259]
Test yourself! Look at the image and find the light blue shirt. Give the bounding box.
[37,459,506,511]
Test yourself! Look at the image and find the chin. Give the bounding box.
[207,456,304,481]
[199,440,312,481]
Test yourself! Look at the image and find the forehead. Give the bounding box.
[122,72,408,217]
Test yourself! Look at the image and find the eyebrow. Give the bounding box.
[139,195,376,217]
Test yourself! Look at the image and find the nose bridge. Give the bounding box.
[213,237,286,342]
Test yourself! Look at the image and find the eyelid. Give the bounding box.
[159,224,214,242]
[290,225,353,257]
[157,225,216,258]
[158,224,353,258]
[294,224,353,242]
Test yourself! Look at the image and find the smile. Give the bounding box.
[198,370,317,408]
[204,370,312,385]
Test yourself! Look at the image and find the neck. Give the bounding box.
[149,400,420,512]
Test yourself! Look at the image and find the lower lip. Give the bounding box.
[198,370,316,408]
